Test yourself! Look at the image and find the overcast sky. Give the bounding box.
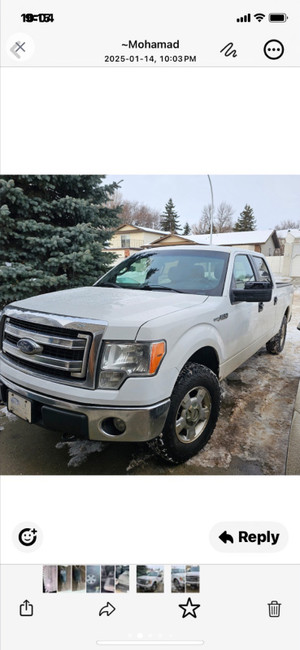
[105,175,300,230]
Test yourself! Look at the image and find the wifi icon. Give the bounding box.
[254,13,266,22]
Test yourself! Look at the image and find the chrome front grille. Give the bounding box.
[0,308,107,387]
[3,318,90,378]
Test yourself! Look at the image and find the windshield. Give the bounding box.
[146,571,159,576]
[96,249,229,296]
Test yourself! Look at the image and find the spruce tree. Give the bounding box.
[160,198,181,233]
[234,204,257,231]
[182,222,191,235]
[0,175,121,308]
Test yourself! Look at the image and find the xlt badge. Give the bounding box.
[213,313,229,322]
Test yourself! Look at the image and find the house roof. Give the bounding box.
[136,225,170,235]
[185,229,279,247]
[115,223,170,236]
[276,229,300,239]
[148,233,193,246]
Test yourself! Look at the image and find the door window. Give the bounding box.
[251,256,272,284]
[232,255,255,289]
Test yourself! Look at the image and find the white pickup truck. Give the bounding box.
[137,570,163,592]
[0,246,294,463]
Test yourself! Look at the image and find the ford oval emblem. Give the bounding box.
[17,338,44,355]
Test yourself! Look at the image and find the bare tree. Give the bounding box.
[121,200,161,229]
[192,204,215,234]
[215,201,234,232]
[192,201,235,234]
[106,191,162,229]
[275,219,300,230]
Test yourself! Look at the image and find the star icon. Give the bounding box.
[179,597,200,619]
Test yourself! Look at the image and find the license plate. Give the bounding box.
[8,391,32,423]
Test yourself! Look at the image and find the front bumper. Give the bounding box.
[0,377,170,442]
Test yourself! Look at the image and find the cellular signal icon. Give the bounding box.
[236,13,251,22]
[254,13,266,22]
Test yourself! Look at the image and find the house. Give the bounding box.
[267,230,300,279]
[276,229,300,254]
[283,230,300,277]
[149,229,280,256]
[107,223,170,263]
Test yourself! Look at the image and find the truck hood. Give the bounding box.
[9,286,208,339]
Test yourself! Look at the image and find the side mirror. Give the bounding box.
[232,281,272,303]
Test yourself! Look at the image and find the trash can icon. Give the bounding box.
[268,600,281,617]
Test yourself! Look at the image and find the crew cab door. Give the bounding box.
[226,253,262,361]
[250,255,277,341]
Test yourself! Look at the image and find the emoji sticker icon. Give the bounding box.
[18,527,38,547]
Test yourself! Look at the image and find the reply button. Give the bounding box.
[210,522,288,552]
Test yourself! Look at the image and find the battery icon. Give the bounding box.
[268,13,288,22]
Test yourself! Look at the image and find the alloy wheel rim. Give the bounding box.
[175,386,212,444]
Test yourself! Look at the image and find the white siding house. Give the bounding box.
[107,223,170,263]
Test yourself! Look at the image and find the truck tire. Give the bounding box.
[266,314,287,355]
[149,362,221,464]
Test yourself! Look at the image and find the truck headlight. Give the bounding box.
[98,341,166,389]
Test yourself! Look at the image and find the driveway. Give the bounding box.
[1,290,299,476]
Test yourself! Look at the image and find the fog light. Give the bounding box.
[113,418,126,433]
[101,417,127,436]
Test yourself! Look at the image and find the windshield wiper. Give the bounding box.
[139,284,184,293]
[98,282,184,293]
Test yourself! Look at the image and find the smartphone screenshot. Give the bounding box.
[1,2,300,648]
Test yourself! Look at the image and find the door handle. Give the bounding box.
[274,296,278,305]
[258,302,264,312]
